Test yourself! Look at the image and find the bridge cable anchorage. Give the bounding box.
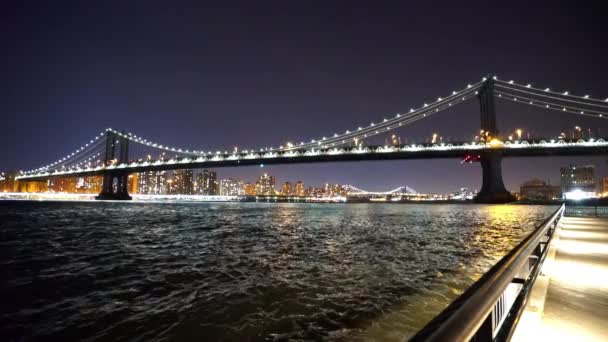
[281,80,485,152]
[495,83,608,110]
[495,91,608,118]
[495,78,608,105]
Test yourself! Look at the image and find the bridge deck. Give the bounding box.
[513,216,608,341]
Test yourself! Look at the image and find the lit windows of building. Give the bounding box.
[256,173,276,195]
[244,182,256,196]
[281,182,293,196]
[172,169,194,195]
[294,181,304,196]
[219,178,244,196]
[138,171,168,194]
[560,164,596,199]
[196,170,218,195]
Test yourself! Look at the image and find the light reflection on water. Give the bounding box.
[0,201,556,341]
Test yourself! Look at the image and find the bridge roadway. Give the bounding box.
[16,138,608,181]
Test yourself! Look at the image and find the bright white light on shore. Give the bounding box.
[564,189,595,201]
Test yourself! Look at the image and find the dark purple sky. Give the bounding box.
[2,1,608,192]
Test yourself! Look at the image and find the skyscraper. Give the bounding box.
[560,164,595,197]
[138,171,168,194]
[256,173,275,195]
[281,181,293,195]
[172,169,194,195]
[196,170,218,195]
[219,178,244,196]
[294,181,304,196]
[244,182,256,195]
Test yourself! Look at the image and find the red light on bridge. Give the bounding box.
[461,155,481,164]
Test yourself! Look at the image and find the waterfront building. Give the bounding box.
[0,172,17,192]
[196,170,218,195]
[256,173,276,195]
[171,169,194,195]
[294,181,304,196]
[603,177,608,197]
[220,178,244,196]
[138,171,168,194]
[281,182,293,196]
[71,176,101,193]
[49,177,78,193]
[519,179,561,201]
[128,174,138,194]
[560,164,596,199]
[244,182,256,196]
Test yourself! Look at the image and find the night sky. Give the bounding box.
[2,1,608,193]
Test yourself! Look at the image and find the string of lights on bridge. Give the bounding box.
[493,78,608,119]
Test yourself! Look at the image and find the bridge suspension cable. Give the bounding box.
[284,79,486,151]
[493,78,608,119]
[20,130,108,176]
[495,91,608,118]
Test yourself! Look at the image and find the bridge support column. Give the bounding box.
[475,151,515,203]
[95,130,132,201]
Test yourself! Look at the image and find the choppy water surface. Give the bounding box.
[0,201,556,341]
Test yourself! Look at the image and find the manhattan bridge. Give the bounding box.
[15,76,608,203]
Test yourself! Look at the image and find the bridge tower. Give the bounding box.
[95,130,132,200]
[475,77,516,203]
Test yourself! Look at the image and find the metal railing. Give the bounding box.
[565,205,608,217]
[410,204,565,342]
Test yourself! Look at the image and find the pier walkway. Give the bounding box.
[513,215,608,341]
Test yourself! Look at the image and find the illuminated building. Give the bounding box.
[519,179,561,201]
[49,177,78,193]
[294,181,304,196]
[281,182,293,195]
[82,176,103,193]
[244,182,256,195]
[196,170,218,195]
[138,171,168,194]
[255,173,275,195]
[386,134,401,146]
[16,180,47,193]
[171,169,194,195]
[219,178,244,196]
[603,177,608,197]
[560,165,596,199]
[0,172,17,192]
[128,174,138,194]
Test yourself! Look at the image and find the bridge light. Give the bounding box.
[564,91,569,95]
[452,91,457,95]
[545,88,550,91]
[584,95,590,99]
[526,84,531,88]
[508,80,514,84]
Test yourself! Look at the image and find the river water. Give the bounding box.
[0,201,556,341]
